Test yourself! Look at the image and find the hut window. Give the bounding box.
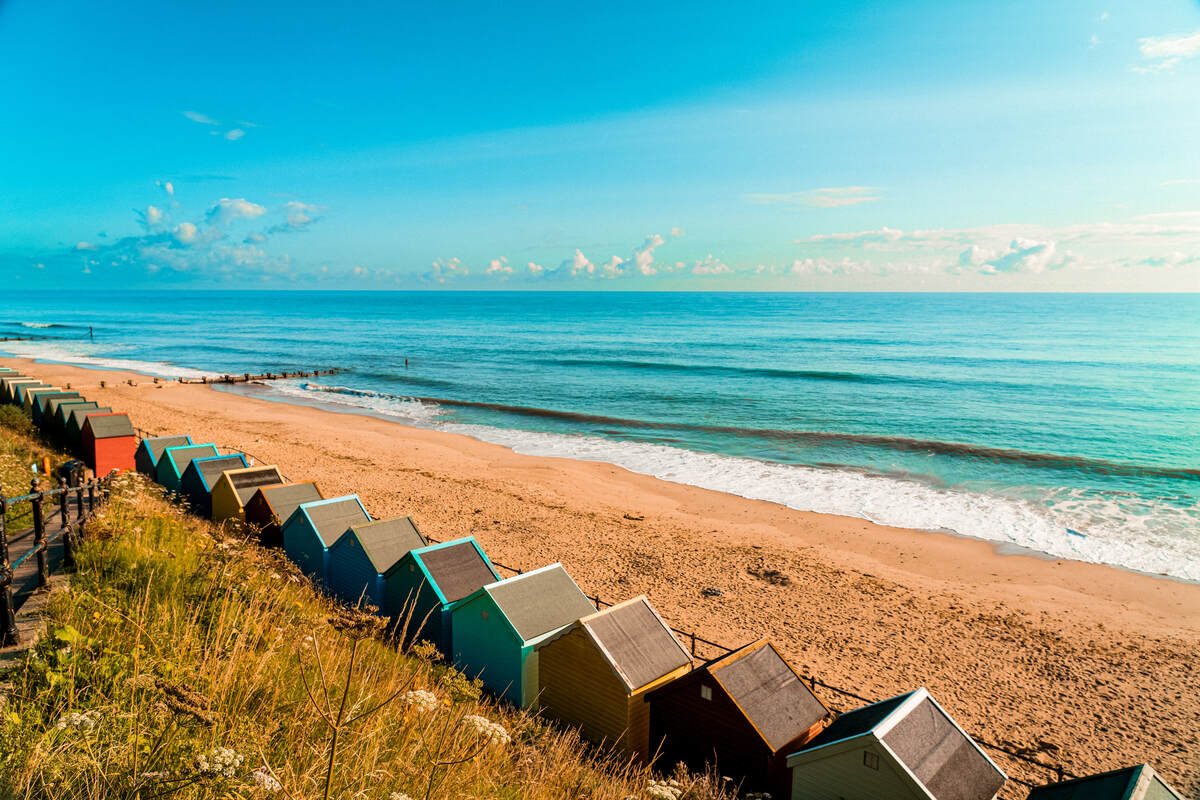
[862,751,879,770]
[409,564,416,572]
[481,610,489,621]
[699,685,712,701]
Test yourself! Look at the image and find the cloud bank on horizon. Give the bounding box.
[2,0,1199,291]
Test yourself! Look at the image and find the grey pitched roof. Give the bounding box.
[710,641,828,751]
[417,540,498,603]
[164,445,220,477]
[227,466,285,504]
[55,401,98,426]
[84,414,135,439]
[346,516,427,574]
[304,497,370,547]
[70,406,111,431]
[581,597,691,691]
[881,696,1006,800]
[800,692,912,752]
[191,455,248,490]
[1026,765,1181,800]
[259,482,322,523]
[486,565,594,643]
[144,435,193,461]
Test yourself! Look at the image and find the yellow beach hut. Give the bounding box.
[210,465,286,523]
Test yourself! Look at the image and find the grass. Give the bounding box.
[0,418,739,800]
[0,405,70,531]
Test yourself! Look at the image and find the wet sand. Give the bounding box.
[9,358,1199,797]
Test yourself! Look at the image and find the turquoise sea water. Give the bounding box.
[3,291,1197,579]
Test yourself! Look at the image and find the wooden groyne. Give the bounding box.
[177,368,343,385]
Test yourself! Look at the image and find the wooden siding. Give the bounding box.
[326,534,385,609]
[537,625,635,755]
[385,560,448,652]
[282,517,327,582]
[451,593,524,705]
[82,428,137,475]
[789,741,923,800]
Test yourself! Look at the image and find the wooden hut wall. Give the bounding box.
[788,738,920,800]
[81,414,137,474]
[450,590,525,705]
[210,466,285,523]
[537,625,639,752]
[41,395,84,430]
[179,454,248,518]
[2,379,38,403]
[24,387,63,413]
[134,435,194,476]
[326,531,384,608]
[281,496,369,583]
[14,382,50,405]
[244,482,323,546]
[155,444,219,492]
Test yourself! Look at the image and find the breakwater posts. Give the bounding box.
[178,368,343,385]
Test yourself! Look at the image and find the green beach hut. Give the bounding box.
[325,515,429,610]
[13,382,51,406]
[1025,764,1182,800]
[281,495,371,583]
[43,396,88,435]
[785,687,1006,800]
[385,536,500,654]
[134,435,194,476]
[450,563,595,707]
[52,400,99,435]
[32,392,81,427]
[23,387,65,415]
[179,453,249,518]
[155,443,220,493]
[67,406,112,444]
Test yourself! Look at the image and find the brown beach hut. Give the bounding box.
[80,413,137,475]
[1025,764,1182,800]
[786,687,1005,800]
[134,435,194,476]
[646,639,832,798]
[210,465,285,523]
[23,386,64,413]
[67,405,112,444]
[536,596,693,762]
[244,481,324,546]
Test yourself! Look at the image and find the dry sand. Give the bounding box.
[10,358,1199,798]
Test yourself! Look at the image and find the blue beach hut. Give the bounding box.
[325,515,429,610]
[385,536,500,654]
[450,563,595,707]
[135,435,194,476]
[179,453,249,518]
[155,443,219,493]
[281,495,371,583]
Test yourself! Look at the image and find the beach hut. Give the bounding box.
[22,386,64,413]
[4,379,42,404]
[325,515,428,609]
[535,596,693,761]
[646,639,832,798]
[32,392,81,427]
[12,382,50,406]
[384,536,499,653]
[450,563,595,707]
[179,454,249,517]
[80,413,137,475]
[134,435,194,476]
[67,406,112,444]
[244,482,324,546]
[42,396,87,433]
[785,687,1006,800]
[281,496,371,582]
[155,443,220,492]
[1025,764,1181,800]
[53,400,99,435]
[209,465,286,523]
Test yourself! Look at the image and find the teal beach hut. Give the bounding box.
[134,435,194,476]
[1025,764,1181,800]
[67,406,112,444]
[179,453,249,517]
[155,443,220,492]
[32,392,81,426]
[325,515,428,609]
[386,536,500,654]
[450,563,595,707]
[281,496,371,583]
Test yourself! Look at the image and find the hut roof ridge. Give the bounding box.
[575,595,692,692]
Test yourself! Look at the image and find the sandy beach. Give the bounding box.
[9,357,1199,798]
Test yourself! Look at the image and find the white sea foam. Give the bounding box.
[0,340,215,380]
[261,381,445,425]
[19,322,56,329]
[438,422,1200,582]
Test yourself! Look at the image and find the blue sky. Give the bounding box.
[2,0,1199,290]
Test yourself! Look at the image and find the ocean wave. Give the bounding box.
[543,358,889,384]
[437,422,1200,581]
[260,381,445,425]
[0,340,216,379]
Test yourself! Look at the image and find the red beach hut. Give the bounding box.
[80,413,137,475]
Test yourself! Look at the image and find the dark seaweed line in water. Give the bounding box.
[298,383,1200,481]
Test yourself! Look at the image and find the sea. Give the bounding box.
[3,291,1197,581]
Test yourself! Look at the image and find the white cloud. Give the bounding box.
[486,257,513,275]
[224,128,245,141]
[1136,30,1200,72]
[143,205,164,227]
[173,222,199,244]
[691,254,730,275]
[527,261,545,276]
[633,233,665,275]
[670,226,685,238]
[182,110,219,125]
[426,257,468,284]
[281,201,320,229]
[564,249,595,277]
[206,198,268,226]
[745,186,882,208]
[75,241,97,251]
[978,238,1071,274]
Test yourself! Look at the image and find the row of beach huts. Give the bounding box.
[0,365,1183,800]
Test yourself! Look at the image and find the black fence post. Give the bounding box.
[31,479,47,589]
[690,631,697,657]
[0,497,19,647]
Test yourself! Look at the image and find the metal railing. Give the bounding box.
[1,468,112,648]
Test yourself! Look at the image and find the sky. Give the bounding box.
[2,0,1199,291]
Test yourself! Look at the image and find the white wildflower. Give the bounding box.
[399,689,438,713]
[195,746,244,778]
[250,766,282,792]
[646,779,683,800]
[269,572,282,581]
[461,714,511,746]
[389,794,413,800]
[54,710,101,732]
